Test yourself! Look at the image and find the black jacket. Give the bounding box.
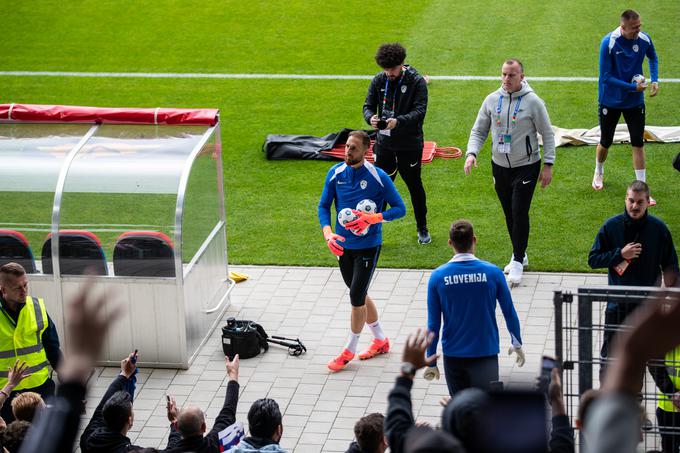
[588,210,678,292]
[549,414,574,453]
[160,380,240,453]
[345,441,367,453]
[80,374,141,453]
[384,376,416,453]
[363,65,428,151]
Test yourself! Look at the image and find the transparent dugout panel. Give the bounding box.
[56,124,209,277]
[0,123,92,274]
[181,131,222,264]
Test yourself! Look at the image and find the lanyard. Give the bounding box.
[496,95,523,129]
[381,70,404,115]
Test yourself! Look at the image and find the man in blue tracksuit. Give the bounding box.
[593,9,659,205]
[318,130,405,372]
[424,220,524,396]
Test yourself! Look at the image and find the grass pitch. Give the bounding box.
[1,0,678,272]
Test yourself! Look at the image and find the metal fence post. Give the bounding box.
[578,292,593,396]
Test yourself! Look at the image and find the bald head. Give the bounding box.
[178,405,206,438]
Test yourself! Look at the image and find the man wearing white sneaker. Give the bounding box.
[465,59,555,287]
[594,10,659,205]
[424,220,525,396]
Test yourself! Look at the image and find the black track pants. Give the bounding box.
[492,161,541,263]
[374,143,427,230]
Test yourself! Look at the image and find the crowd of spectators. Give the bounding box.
[0,279,675,453]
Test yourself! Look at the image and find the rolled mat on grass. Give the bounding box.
[263,127,461,162]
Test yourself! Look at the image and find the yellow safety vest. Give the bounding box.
[658,346,680,413]
[0,296,50,391]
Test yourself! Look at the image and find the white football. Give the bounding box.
[337,208,358,227]
[337,207,369,236]
[356,199,377,214]
[632,74,647,86]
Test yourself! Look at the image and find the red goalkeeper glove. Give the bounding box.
[344,210,383,232]
[323,227,345,257]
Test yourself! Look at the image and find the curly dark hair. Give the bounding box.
[354,413,385,452]
[3,420,31,453]
[375,43,406,69]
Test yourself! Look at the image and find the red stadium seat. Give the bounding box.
[0,230,37,273]
[41,230,108,275]
[113,231,175,277]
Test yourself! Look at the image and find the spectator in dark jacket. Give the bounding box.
[19,280,124,453]
[160,354,240,453]
[345,413,387,453]
[384,329,465,453]
[80,351,140,453]
[3,420,31,453]
[226,398,287,453]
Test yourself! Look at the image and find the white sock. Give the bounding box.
[345,332,361,354]
[595,160,604,174]
[635,169,646,182]
[367,321,386,340]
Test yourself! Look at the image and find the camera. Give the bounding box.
[377,119,388,130]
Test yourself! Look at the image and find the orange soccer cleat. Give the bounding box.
[327,349,355,372]
[358,338,390,360]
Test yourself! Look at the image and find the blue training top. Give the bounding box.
[427,255,522,359]
[598,27,658,109]
[318,161,405,250]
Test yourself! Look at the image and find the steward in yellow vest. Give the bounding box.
[0,262,62,423]
[652,346,680,453]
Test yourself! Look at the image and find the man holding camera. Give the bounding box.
[363,42,430,244]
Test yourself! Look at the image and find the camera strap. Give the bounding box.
[381,69,404,117]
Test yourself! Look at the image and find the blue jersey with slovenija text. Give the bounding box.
[427,255,522,359]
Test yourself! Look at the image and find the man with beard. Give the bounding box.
[363,43,430,244]
[318,130,405,372]
[588,180,678,376]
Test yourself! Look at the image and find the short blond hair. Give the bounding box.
[11,391,45,422]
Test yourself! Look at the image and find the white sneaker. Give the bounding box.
[504,254,529,274]
[507,261,523,287]
[592,172,604,191]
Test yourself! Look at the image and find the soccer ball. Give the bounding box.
[337,207,368,236]
[338,208,358,227]
[356,199,377,214]
[632,74,647,86]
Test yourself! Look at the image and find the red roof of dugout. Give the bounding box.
[0,104,219,125]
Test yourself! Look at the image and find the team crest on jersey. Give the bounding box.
[633,44,639,52]
[401,85,407,93]
[360,180,367,189]
[602,108,608,115]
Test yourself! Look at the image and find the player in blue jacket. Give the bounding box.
[424,220,524,395]
[593,9,660,205]
[318,130,405,372]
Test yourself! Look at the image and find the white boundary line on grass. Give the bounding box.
[0,71,679,83]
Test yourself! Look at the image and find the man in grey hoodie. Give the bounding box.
[464,59,556,287]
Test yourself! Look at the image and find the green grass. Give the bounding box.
[1,0,678,272]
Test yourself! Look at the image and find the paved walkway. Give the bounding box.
[80,266,607,453]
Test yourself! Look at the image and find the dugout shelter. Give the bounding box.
[0,103,234,368]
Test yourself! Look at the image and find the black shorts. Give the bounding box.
[598,104,645,148]
[338,246,380,307]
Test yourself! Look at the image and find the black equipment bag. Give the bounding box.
[222,318,269,359]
